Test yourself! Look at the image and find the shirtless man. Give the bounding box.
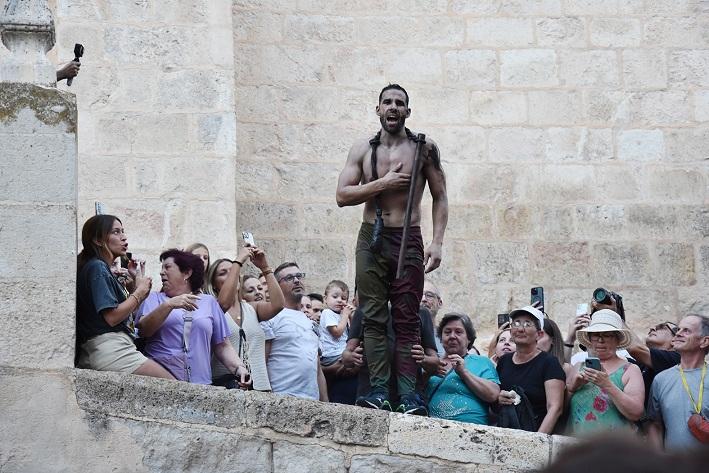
[336,84,448,414]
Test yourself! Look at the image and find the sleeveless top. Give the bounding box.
[211,301,271,391]
[569,363,634,435]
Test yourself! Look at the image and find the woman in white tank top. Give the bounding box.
[206,246,284,390]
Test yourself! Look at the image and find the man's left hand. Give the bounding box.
[424,242,442,273]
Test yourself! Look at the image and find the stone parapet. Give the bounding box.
[0,367,574,472]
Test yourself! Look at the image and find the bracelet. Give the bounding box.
[234,260,243,267]
[564,342,574,348]
[261,268,273,276]
[128,293,141,307]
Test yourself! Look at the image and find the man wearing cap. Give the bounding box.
[421,280,444,356]
[496,306,566,434]
[647,311,709,449]
[566,309,645,435]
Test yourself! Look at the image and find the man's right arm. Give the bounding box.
[336,140,408,207]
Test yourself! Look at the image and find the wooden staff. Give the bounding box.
[396,133,426,279]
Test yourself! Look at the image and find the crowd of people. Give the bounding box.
[75,214,709,452]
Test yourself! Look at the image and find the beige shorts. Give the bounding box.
[78,331,147,374]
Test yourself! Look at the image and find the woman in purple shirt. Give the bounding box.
[136,249,250,386]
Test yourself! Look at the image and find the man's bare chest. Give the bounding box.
[362,143,418,182]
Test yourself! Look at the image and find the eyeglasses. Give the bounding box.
[278,272,306,283]
[655,322,679,335]
[511,320,536,329]
[589,333,616,342]
[422,291,440,301]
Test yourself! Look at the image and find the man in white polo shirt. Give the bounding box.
[261,262,328,401]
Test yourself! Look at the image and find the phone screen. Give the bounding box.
[497,313,510,327]
[531,287,544,310]
[585,357,601,371]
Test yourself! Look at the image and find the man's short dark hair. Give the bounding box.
[437,312,477,349]
[379,83,409,105]
[307,292,324,303]
[274,261,299,280]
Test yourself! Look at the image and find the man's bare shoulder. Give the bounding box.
[348,136,373,161]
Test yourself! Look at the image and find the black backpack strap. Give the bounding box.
[369,132,384,252]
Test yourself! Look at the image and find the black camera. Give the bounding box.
[592,287,625,321]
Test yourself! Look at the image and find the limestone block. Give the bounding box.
[644,17,709,48]
[498,0,562,15]
[583,90,629,125]
[469,92,527,126]
[104,0,151,21]
[699,246,709,285]
[129,157,235,199]
[617,129,664,161]
[495,205,533,239]
[235,202,297,237]
[564,0,619,15]
[545,128,613,162]
[88,199,172,251]
[74,369,247,426]
[0,369,147,473]
[55,0,105,20]
[500,49,558,88]
[655,243,696,286]
[350,454,475,473]
[411,87,470,125]
[447,205,493,239]
[466,18,534,47]
[78,154,128,199]
[207,26,235,68]
[0,131,75,202]
[327,47,388,87]
[274,162,340,201]
[628,205,709,240]
[665,127,709,162]
[235,161,277,199]
[385,0,449,15]
[234,0,297,11]
[235,45,329,84]
[284,14,355,43]
[559,50,619,87]
[622,50,667,90]
[244,392,388,446]
[161,0,232,26]
[233,10,283,42]
[677,287,709,320]
[643,0,702,14]
[232,436,274,473]
[449,0,499,15]
[273,441,346,473]
[355,16,465,48]
[198,113,237,154]
[301,203,362,236]
[388,416,551,469]
[589,18,641,47]
[620,287,677,328]
[96,113,193,155]
[535,17,586,47]
[574,205,627,240]
[489,127,546,161]
[428,125,486,163]
[528,91,583,126]
[0,280,75,368]
[642,167,706,204]
[383,48,443,85]
[669,50,709,87]
[445,164,515,202]
[236,120,300,160]
[538,206,575,240]
[627,91,692,126]
[252,238,353,282]
[471,242,529,284]
[590,243,651,286]
[696,91,709,122]
[517,164,594,203]
[155,69,234,111]
[444,50,497,88]
[295,0,386,14]
[531,242,591,287]
[592,164,640,201]
[104,25,211,67]
[278,87,371,123]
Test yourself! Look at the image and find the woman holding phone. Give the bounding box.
[76,215,173,379]
[566,310,644,435]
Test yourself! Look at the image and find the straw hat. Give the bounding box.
[577,309,631,349]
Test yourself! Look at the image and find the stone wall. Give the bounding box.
[0,367,573,472]
[52,0,238,279]
[48,1,709,341]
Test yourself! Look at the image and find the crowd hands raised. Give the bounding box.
[77,215,709,451]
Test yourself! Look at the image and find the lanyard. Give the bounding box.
[679,362,707,414]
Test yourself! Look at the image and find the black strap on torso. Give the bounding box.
[368,128,425,252]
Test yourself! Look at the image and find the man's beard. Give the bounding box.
[380,114,405,134]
